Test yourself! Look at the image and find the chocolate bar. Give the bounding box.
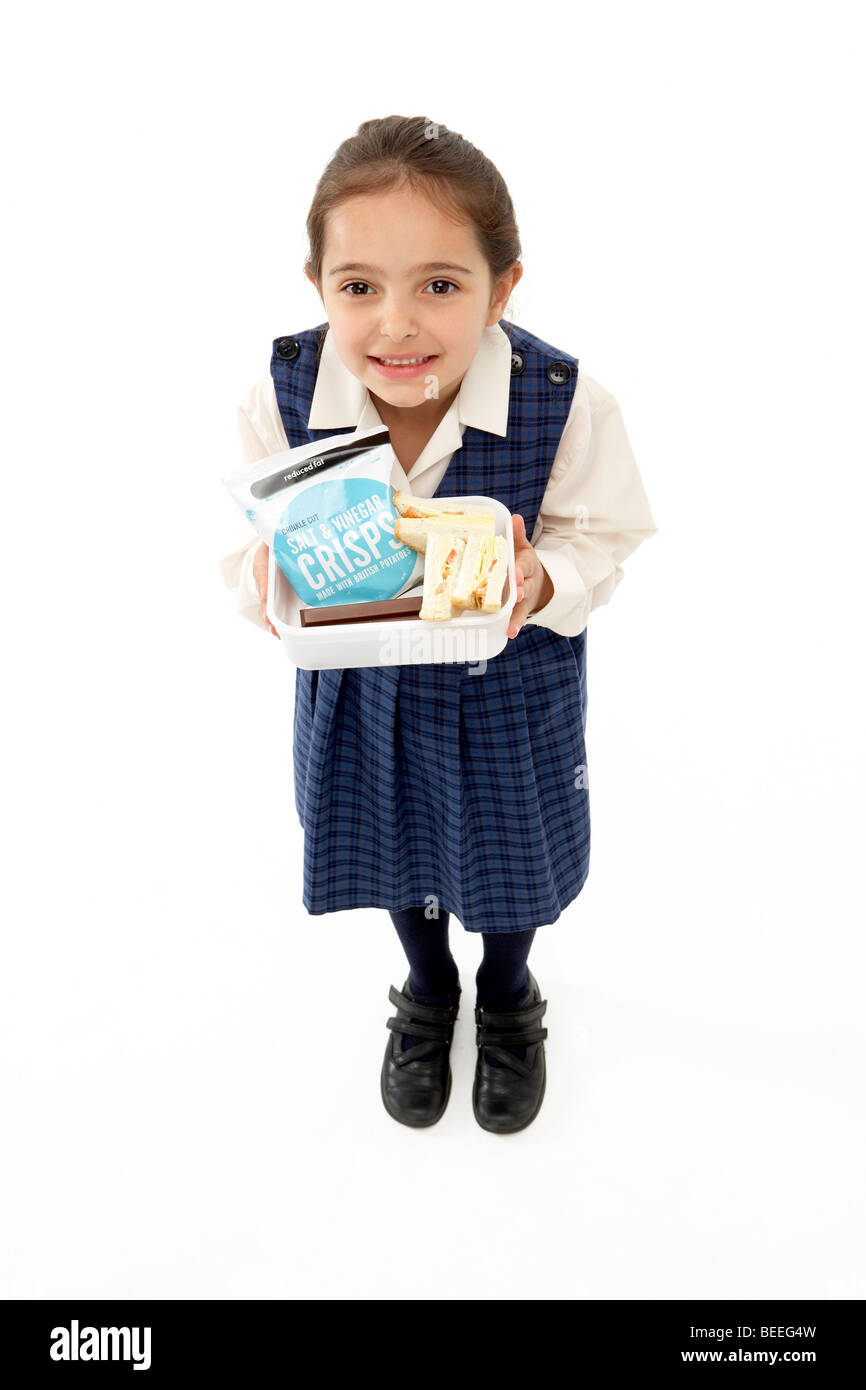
[299,594,423,627]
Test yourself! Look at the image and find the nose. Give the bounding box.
[378,293,418,343]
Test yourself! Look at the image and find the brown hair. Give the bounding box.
[304,115,522,354]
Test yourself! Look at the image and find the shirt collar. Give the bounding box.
[307,322,513,439]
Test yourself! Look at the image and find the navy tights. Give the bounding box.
[389,907,535,1067]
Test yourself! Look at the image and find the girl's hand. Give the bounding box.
[253,541,280,638]
[507,514,554,640]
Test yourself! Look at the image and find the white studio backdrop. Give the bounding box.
[1,0,863,1299]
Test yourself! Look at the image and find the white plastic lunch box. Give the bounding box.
[266,495,516,670]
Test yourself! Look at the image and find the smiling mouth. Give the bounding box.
[369,354,437,366]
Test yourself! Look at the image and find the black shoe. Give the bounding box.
[473,970,548,1134]
[380,976,461,1128]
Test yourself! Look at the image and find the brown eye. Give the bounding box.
[426,280,457,295]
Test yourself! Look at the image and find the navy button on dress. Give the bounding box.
[272,320,590,932]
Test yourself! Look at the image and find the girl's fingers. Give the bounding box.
[257,593,280,638]
[508,595,529,639]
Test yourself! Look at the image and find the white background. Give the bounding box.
[2,0,864,1300]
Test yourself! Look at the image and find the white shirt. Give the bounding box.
[219,322,658,637]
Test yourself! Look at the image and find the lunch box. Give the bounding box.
[266,495,517,670]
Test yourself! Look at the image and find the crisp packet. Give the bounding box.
[222,426,424,608]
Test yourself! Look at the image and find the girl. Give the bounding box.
[220,115,658,1135]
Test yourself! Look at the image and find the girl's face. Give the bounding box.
[308,183,521,418]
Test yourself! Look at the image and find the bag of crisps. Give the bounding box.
[222,426,424,609]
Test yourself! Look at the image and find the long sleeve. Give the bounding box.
[219,380,289,633]
[219,531,266,630]
[526,372,658,638]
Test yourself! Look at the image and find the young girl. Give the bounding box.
[220,115,657,1136]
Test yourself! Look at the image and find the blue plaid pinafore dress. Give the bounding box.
[270,320,590,932]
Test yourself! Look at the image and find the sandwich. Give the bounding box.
[390,490,509,621]
[474,535,509,612]
[419,531,510,621]
[419,532,467,621]
[391,489,497,553]
[450,534,509,612]
[451,534,494,609]
[393,490,483,519]
[394,513,495,554]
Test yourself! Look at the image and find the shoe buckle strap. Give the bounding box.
[476,1024,548,1048]
[481,1045,538,1078]
[394,1039,448,1067]
[474,998,547,1028]
[386,1015,454,1043]
[388,984,460,1024]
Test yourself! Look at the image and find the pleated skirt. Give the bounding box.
[291,624,590,932]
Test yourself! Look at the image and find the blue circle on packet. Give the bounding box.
[273,477,415,606]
